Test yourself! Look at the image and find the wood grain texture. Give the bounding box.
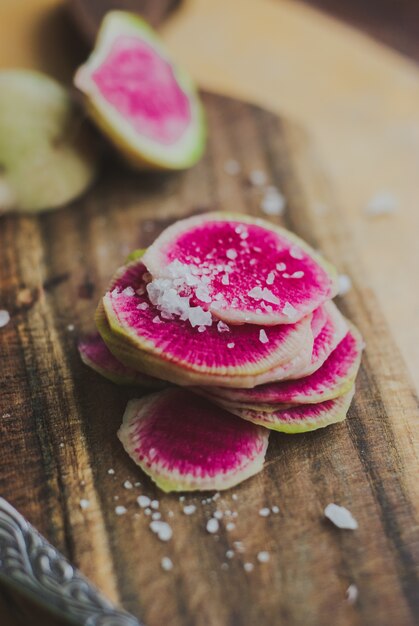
[0,93,418,626]
[68,0,181,42]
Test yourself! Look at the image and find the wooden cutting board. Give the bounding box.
[0,92,418,626]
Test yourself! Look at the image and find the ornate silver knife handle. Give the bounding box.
[0,498,141,626]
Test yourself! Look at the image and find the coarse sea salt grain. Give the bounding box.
[161,557,173,571]
[324,503,358,530]
[346,584,358,604]
[150,521,172,541]
[282,302,298,320]
[249,170,267,186]
[217,320,230,333]
[137,495,151,508]
[122,286,135,297]
[226,522,235,531]
[259,329,269,344]
[206,518,219,534]
[365,191,398,217]
[290,246,304,260]
[107,468,115,475]
[224,159,241,176]
[257,551,270,563]
[137,302,149,310]
[213,510,223,520]
[226,550,234,559]
[183,504,197,515]
[276,262,286,272]
[152,512,161,521]
[248,287,280,305]
[259,508,270,517]
[338,274,352,296]
[150,500,159,510]
[226,249,238,261]
[79,499,90,510]
[266,271,275,285]
[271,506,279,514]
[227,342,235,349]
[260,186,286,216]
[0,310,10,328]
[115,505,127,516]
[123,480,133,490]
[244,563,254,572]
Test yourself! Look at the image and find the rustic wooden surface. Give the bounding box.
[0,92,418,626]
[68,0,181,42]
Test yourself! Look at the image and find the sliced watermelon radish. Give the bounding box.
[142,213,338,326]
[74,11,206,170]
[225,387,355,434]
[101,258,313,384]
[117,389,269,491]
[78,332,163,387]
[201,324,363,406]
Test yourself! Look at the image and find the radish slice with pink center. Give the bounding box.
[102,259,312,380]
[117,389,269,492]
[78,332,163,387]
[225,387,355,434]
[74,11,206,170]
[200,324,363,406]
[142,212,338,325]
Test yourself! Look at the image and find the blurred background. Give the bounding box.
[1,0,418,395]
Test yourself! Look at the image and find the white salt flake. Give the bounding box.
[324,503,358,530]
[365,191,398,217]
[161,557,173,571]
[259,329,269,344]
[271,506,279,514]
[226,550,234,559]
[150,521,172,541]
[197,325,206,333]
[188,307,212,328]
[115,505,127,516]
[152,315,162,324]
[257,551,270,563]
[150,500,159,510]
[276,262,286,271]
[206,518,220,534]
[137,495,151,508]
[0,310,10,328]
[282,302,298,320]
[290,246,304,260]
[213,510,223,520]
[183,505,197,515]
[226,249,238,261]
[224,159,241,176]
[346,584,358,604]
[260,186,286,216]
[137,302,149,310]
[221,274,230,285]
[249,170,267,186]
[67,324,75,332]
[152,512,161,521]
[123,480,133,490]
[217,320,230,333]
[244,563,254,572]
[107,468,115,475]
[144,508,151,516]
[266,271,275,285]
[259,508,270,517]
[121,286,135,297]
[79,499,90,510]
[338,274,352,296]
[248,287,280,305]
[226,522,235,531]
[227,342,235,349]
[196,286,212,303]
[232,494,238,501]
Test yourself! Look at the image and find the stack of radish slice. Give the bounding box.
[80,213,364,492]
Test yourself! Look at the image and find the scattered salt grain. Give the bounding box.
[338,274,352,296]
[346,584,358,604]
[183,504,197,515]
[259,329,269,344]
[226,550,234,559]
[150,521,172,541]
[107,468,115,475]
[266,271,275,285]
[249,170,267,186]
[137,495,151,508]
[161,556,173,571]
[144,508,151,516]
[79,499,90,510]
[224,159,241,176]
[257,551,270,563]
[134,482,141,487]
[271,506,279,514]
[259,508,270,517]
[290,246,304,260]
[221,274,230,285]
[121,287,135,297]
[67,324,75,332]
[226,249,238,261]
[206,518,220,534]
[260,186,286,216]
[276,262,286,271]
[324,503,358,530]
[152,512,161,521]
[152,315,162,324]
[198,325,206,333]
[0,310,10,328]
[123,480,133,490]
[137,302,149,310]
[168,510,174,518]
[226,522,235,531]
[213,510,223,520]
[244,563,254,572]
[365,191,398,217]
[217,322,230,335]
[232,494,238,501]
[115,505,127,516]
[150,500,159,510]
[234,541,245,553]
[227,342,235,349]
[248,287,280,305]
[282,302,298,320]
